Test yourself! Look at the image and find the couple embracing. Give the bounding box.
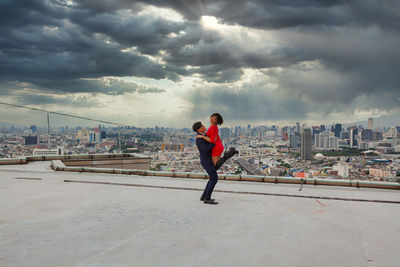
[192,113,238,205]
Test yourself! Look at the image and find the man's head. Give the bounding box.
[192,121,206,134]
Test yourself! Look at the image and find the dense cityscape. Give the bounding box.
[1,117,399,182]
[1,1,400,265]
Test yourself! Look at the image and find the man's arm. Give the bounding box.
[196,135,211,143]
[196,138,215,153]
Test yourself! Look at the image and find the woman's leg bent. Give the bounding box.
[212,156,220,166]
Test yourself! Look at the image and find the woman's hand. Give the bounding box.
[195,135,204,139]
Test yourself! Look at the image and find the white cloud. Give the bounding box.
[138,5,184,23]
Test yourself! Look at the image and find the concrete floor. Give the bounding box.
[0,162,399,267]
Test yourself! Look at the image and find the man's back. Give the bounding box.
[195,135,214,165]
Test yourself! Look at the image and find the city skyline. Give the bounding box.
[0,108,399,130]
[1,0,400,127]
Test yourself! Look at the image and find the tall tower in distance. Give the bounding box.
[301,128,312,161]
[296,122,300,136]
[349,127,358,147]
[333,123,342,138]
[368,117,373,130]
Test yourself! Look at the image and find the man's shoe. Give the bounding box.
[203,199,218,204]
[200,196,214,201]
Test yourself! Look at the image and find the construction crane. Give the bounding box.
[361,150,378,168]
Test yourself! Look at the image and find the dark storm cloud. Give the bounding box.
[74,0,304,74]
[222,0,399,31]
[0,0,65,28]
[186,58,400,122]
[0,0,169,97]
[186,83,309,121]
[33,78,166,95]
[1,0,399,122]
[0,79,165,96]
[78,0,400,30]
[193,66,244,83]
[69,7,187,55]
[14,94,99,107]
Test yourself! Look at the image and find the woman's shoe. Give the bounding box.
[215,147,238,170]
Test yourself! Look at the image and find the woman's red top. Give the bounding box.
[207,125,224,157]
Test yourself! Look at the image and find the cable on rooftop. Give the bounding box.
[0,101,129,127]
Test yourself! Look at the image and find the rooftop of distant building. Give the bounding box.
[1,159,400,266]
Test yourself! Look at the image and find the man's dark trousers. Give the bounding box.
[195,134,218,200]
[201,162,218,200]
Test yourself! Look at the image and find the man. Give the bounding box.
[192,121,219,205]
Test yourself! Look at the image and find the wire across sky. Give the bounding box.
[0,101,129,127]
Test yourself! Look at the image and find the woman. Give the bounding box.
[197,113,224,166]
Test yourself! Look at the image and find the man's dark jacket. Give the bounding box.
[195,133,215,165]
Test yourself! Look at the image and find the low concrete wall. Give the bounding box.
[0,158,27,165]
[0,153,151,170]
[62,157,150,170]
[50,160,400,190]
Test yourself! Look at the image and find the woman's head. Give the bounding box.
[210,113,223,125]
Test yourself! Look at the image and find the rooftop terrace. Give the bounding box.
[1,161,399,266]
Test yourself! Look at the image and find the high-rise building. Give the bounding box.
[290,135,299,149]
[340,131,350,140]
[24,136,38,145]
[77,129,91,143]
[328,136,339,149]
[89,132,96,142]
[315,133,329,148]
[247,124,251,134]
[315,133,320,148]
[312,126,320,138]
[373,131,383,140]
[360,129,373,141]
[220,128,230,140]
[320,125,326,132]
[314,133,339,149]
[234,126,240,136]
[30,125,37,132]
[368,118,373,130]
[349,127,358,147]
[333,124,342,138]
[301,129,312,161]
[282,132,288,140]
[94,126,103,143]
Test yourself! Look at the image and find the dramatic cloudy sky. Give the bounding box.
[1,0,399,127]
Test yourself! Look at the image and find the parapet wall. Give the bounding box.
[62,157,150,170]
[0,153,150,165]
[50,160,400,190]
[1,154,398,190]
